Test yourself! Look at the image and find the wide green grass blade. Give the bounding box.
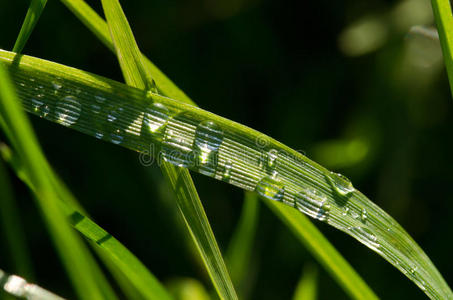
[226,191,259,296]
[431,0,453,96]
[12,0,47,54]
[3,50,451,299]
[0,62,107,300]
[265,200,375,300]
[100,1,237,299]
[0,157,34,279]
[292,264,318,300]
[0,143,173,300]
[56,2,377,298]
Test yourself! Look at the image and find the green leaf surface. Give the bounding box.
[431,0,453,96]
[100,1,237,299]
[12,0,47,54]
[2,48,451,298]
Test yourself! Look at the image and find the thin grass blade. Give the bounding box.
[292,264,318,300]
[12,0,47,54]
[3,50,451,299]
[100,1,237,298]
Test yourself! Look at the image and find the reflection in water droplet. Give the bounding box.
[349,226,380,250]
[256,175,285,202]
[55,96,81,126]
[295,188,331,221]
[193,120,223,177]
[327,171,355,196]
[143,103,171,137]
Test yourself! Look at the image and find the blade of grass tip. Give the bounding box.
[0,157,34,279]
[0,143,173,300]
[49,9,373,299]
[167,278,211,300]
[1,268,65,300]
[431,0,453,96]
[12,0,47,54]
[265,199,377,300]
[100,1,238,299]
[292,264,318,300]
[0,42,378,299]
[60,0,191,102]
[226,191,259,296]
[0,63,107,300]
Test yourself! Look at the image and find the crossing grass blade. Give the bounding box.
[55,2,379,298]
[0,143,174,300]
[226,191,259,297]
[431,0,453,96]
[0,62,108,300]
[100,1,238,299]
[12,0,47,54]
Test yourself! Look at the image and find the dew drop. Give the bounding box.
[41,105,50,118]
[255,175,285,202]
[349,226,380,250]
[95,94,107,103]
[361,208,368,223]
[327,171,355,196]
[95,132,104,139]
[267,149,278,168]
[295,188,331,221]
[110,129,124,145]
[31,98,44,112]
[143,103,171,137]
[350,210,359,219]
[91,104,101,114]
[193,120,223,177]
[51,80,62,95]
[223,160,233,181]
[55,96,81,126]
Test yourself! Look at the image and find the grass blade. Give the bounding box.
[0,62,107,300]
[226,191,259,296]
[431,0,453,96]
[292,264,318,300]
[12,0,47,54]
[3,50,451,298]
[100,1,237,298]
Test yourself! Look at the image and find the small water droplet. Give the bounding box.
[41,105,50,118]
[295,188,331,221]
[349,226,380,250]
[31,98,44,112]
[95,94,107,103]
[267,149,278,168]
[193,120,223,177]
[95,132,104,139]
[51,80,62,95]
[110,129,124,145]
[327,171,355,196]
[223,160,233,181]
[361,208,368,223]
[350,210,359,219]
[91,104,101,114]
[255,175,285,202]
[342,207,349,216]
[55,96,81,126]
[143,103,171,137]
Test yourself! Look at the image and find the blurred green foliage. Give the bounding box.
[0,0,452,299]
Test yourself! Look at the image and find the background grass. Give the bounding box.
[1,0,452,299]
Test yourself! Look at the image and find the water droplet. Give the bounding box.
[267,149,278,168]
[255,175,285,202]
[91,104,101,114]
[55,96,81,126]
[193,120,223,177]
[41,105,50,118]
[350,210,359,219]
[110,129,124,145]
[143,103,171,138]
[95,94,107,103]
[295,188,331,221]
[31,98,44,112]
[95,132,104,139]
[342,207,349,216]
[349,226,380,250]
[51,80,62,95]
[327,171,355,196]
[223,160,233,181]
[361,208,368,223]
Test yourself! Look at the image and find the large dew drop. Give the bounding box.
[55,96,81,126]
[327,171,355,196]
[295,188,331,221]
[143,103,171,140]
[255,175,285,202]
[193,120,223,177]
[349,226,380,251]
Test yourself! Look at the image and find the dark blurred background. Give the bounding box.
[1,0,452,299]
